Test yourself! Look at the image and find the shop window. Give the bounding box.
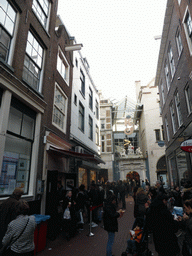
[0,98,36,196]
[176,150,188,186]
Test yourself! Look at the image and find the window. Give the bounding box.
[101,135,105,152]
[185,83,192,114]
[0,0,16,62]
[155,129,161,142]
[177,0,181,4]
[161,125,165,141]
[0,97,36,195]
[165,117,170,141]
[168,45,175,78]
[52,84,68,132]
[175,91,183,126]
[80,69,85,96]
[88,115,93,140]
[161,82,165,105]
[57,47,70,85]
[89,87,93,110]
[32,0,50,29]
[183,9,192,54]
[175,28,183,56]
[78,101,84,132]
[74,94,77,105]
[95,100,99,119]
[23,31,44,92]
[106,133,112,152]
[101,119,105,129]
[165,62,170,90]
[170,101,177,134]
[96,125,99,145]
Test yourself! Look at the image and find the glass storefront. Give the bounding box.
[90,170,96,184]
[78,168,87,189]
[0,98,36,196]
[168,156,179,187]
[176,150,189,187]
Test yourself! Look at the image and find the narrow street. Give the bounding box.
[37,197,157,256]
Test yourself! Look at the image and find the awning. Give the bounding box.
[48,145,105,164]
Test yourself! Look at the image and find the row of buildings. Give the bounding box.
[155,0,192,188]
[0,0,104,214]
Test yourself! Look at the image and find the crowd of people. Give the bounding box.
[1,179,192,256]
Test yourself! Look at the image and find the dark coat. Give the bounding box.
[103,202,120,233]
[134,191,148,218]
[146,197,180,256]
[0,196,20,247]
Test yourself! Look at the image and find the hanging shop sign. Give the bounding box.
[180,139,192,152]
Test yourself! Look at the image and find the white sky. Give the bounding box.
[57,0,167,102]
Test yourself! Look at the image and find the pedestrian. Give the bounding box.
[62,190,77,240]
[146,193,180,256]
[1,200,36,256]
[155,180,165,196]
[103,194,125,256]
[0,188,23,247]
[177,198,192,256]
[134,187,148,220]
[173,186,182,207]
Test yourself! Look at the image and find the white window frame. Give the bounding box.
[165,117,170,141]
[165,62,170,90]
[52,83,68,133]
[161,82,165,105]
[32,0,51,30]
[89,87,93,110]
[183,7,192,55]
[175,28,183,57]
[0,0,18,65]
[170,101,177,134]
[80,69,85,96]
[96,125,99,145]
[185,83,192,114]
[95,100,99,119]
[23,31,45,93]
[174,91,183,127]
[57,46,70,86]
[168,45,175,78]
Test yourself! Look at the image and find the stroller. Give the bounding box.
[122,217,152,256]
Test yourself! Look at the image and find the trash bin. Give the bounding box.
[34,214,50,254]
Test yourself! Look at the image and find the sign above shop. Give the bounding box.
[180,139,192,152]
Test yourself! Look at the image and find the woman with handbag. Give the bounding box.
[1,200,36,256]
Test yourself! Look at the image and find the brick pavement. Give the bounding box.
[37,196,157,256]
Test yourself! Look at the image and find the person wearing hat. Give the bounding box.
[0,188,23,248]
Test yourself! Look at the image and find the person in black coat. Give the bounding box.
[145,194,180,256]
[103,194,124,256]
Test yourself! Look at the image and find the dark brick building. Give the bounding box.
[155,0,192,187]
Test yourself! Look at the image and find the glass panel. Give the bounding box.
[78,168,87,189]
[21,114,35,140]
[176,151,188,187]
[0,8,6,25]
[7,4,16,22]
[0,134,31,195]
[7,106,22,135]
[0,44,7,61]
[1,0,8,12]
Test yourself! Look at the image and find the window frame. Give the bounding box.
[183,7,192,55]
[165,117,170,141]
[80,69,85,96]
[95,100,99,119]
[88,115,93,140]
[168,45,175,78]
[175,28,183,57]
[0,0,17,64]
[174,91,183,127]
[32,0,50,30]
[78,101,84,132]
[185,83,192,114]
[52,83,68,133]
[89,87,93,110]
[170,101,177,134]
[57,46,70,86]
[22,31,44,93]
[164,62,171,90]
[155,129,161,142]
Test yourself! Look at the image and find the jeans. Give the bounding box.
[106,232,115,256]
[127,239,137,254]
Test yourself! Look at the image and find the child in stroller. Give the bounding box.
[124,217,151,256]
[126,218,144,256]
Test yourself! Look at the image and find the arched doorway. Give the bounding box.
[126,171,140,186]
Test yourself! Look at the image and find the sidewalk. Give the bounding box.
[37,196,157,256]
